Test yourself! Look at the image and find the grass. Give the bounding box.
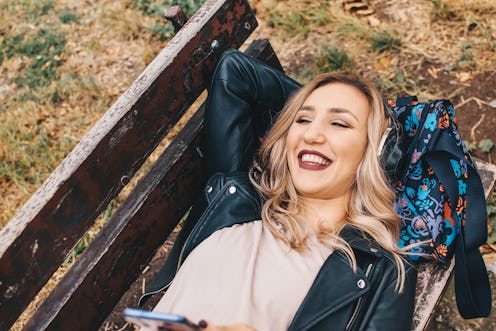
[336,20,370,40]
[0,0,55,18]
[0,0,169,227]
[58,11,80,24]
[133,0,205,16]
[370,31,401,53]
[267,0,332,37]
[314,45,355,73]
[458,41,476,69]
[5,29,66,88]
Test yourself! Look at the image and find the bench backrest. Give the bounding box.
[0,1,258,330]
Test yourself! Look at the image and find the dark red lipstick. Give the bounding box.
[297,150,332,170]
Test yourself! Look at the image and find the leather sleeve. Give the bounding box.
[362,262,418,331]
[141,50,298,305]
[204,49,301,176]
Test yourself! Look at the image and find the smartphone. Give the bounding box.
[123,308,200,331]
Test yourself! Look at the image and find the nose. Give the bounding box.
[303,122,326,144]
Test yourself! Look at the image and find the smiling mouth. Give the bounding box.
[298,150,332,169]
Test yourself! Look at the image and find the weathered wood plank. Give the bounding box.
[24,105,206,331]
[0,1,257,329]
[243,38,284,72]
[412,158,496,331]
[22,39,283,331]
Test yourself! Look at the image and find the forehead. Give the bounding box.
[302,83,371,121]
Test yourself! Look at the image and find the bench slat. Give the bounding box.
[0,1,257,329]
[24,105,206,331]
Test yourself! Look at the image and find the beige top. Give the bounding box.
[153,221,334,331]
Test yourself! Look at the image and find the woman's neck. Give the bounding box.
[300,195,349,232]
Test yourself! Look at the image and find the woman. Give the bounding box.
[142,49,417,331]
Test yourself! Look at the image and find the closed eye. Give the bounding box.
[331,121,350,128]
[295,117,311,124]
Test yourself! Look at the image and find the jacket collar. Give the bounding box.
[340,225,383,258]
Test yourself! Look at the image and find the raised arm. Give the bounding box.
[204,49,301,176]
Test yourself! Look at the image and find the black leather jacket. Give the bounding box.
[142,172,417,331]
[140,49,417,330]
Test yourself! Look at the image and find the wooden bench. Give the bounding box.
[0,0,494,330]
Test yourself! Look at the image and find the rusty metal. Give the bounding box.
[165,5,189,32]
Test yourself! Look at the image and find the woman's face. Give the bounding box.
[285,82,370,200]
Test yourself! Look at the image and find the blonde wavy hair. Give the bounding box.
[249,73,407,291]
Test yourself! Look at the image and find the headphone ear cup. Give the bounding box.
[379,123,406,184]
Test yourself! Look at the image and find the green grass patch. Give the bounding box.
[0,0,54,19]
[377,72,429,100]
[0,122,75,187]
[145,22,175,41]
[268,5,331,38]
[1,28,66,88]
[59,11,80,24]
[370,31,401,53]
[30,0,54,17]
[269,11,309,37]
[337,20,370,40]
[315,45,355,73]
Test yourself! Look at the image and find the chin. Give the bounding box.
[296,189,330,199]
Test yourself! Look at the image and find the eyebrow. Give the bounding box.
[299,105,359,122]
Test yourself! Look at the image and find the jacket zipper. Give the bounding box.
[345,263,374,330]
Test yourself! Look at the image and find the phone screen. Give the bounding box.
[123,308,199,331]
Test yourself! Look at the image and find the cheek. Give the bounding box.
[285,126,298,146]
[341,135,368,164]
[285,128,301,159]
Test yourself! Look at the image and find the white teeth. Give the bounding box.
[301,154,329,165]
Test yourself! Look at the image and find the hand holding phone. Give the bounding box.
[124,308,200,331]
